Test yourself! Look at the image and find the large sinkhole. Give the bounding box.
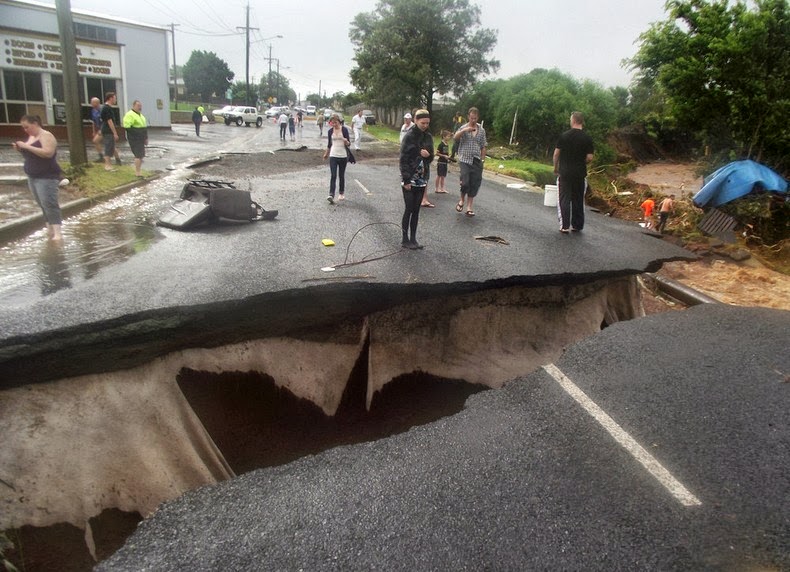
[2,277,644,571]
[5,370,486,572]
[178,368,487,474]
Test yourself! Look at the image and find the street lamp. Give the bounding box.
[275,59,291,105]
[251,34,282,105]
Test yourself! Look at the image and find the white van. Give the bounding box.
[305,105,316,116]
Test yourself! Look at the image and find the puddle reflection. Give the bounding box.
[0,179,180,305]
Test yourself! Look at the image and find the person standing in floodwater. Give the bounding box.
[13,115,64,241]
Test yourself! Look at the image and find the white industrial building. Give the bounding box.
[0,0,170,137]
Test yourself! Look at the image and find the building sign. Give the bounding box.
[1,32,121,78]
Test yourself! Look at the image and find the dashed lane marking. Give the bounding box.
[543,363,702,507]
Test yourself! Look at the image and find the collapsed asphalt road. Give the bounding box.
[96,304,790,571]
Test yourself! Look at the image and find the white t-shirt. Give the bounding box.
[351,114,365,131]
[329,127,348,158]
[278,113,288,124]
[399,121,412,143]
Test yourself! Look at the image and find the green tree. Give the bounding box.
[349,0,499,114]
[182,50,234,102]
[259,72,295,105]
[627,0,789,171]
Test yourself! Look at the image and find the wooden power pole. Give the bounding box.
[55,0,87,166]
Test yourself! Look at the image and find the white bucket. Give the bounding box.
[544,184,558,207]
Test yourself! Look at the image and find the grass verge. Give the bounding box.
[62,162,152,199]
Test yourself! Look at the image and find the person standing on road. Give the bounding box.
[191,106,202,137]
[351,109,366,150]
[453,107,487,217]
[316,113,324,137]
[100,92,122,171]
[434,130,451,194]
[553,111,594,233]
[288,113,296,141]
[399,109,434,250]
[122,100,148,178]
[13,115,64,241]
[322,114,351,204]
[399,112,413,144]
[278,111,288,140]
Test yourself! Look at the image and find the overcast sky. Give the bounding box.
[66,0,670,103]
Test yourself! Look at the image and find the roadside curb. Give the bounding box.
[0,173,161,244]
[0,151,225,244]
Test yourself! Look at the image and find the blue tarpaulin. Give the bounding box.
[693,160,788,208]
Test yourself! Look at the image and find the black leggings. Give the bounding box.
[401,185,424,242]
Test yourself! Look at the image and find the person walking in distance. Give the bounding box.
[316,113,324,137]
[13,115,64,241]
[278,111,288,140]
[100,91,121,171]
[90,96,119,163]
[122,100,148,177]
[399,112,413,144]
[322,114,351,204]
[351,109,365,150]
[191,106,202,137]
[399,109,434,250]
[453,107,487,217]
[553,111,594,233]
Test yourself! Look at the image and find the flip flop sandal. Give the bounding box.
[466,210,475,217]
[422,203,435,208]
[455,202,464,212]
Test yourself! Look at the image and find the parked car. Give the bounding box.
[211,105,234,119]
[305,105,316,116]
[362,110,376,125]
[265,106,283,118]
[265,106,291,118]
[224,106,263,127]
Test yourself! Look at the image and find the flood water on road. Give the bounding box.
[0,173,187,306]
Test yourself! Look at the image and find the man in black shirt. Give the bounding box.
[100,92,121,171]
[553,111,594,233]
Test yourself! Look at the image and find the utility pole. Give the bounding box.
[169,23,180,110]
[55,0,87,165]
[236,3,258,106]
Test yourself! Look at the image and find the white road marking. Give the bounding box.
[354,179,372,195]
[543,363,702,507]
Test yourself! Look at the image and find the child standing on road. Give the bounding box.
[434,130,451,194]
[656,194,675,233]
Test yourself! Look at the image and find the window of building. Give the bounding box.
[5,70,25,100]
[73,22,117,44]
[86,77,116,102]
[2,70,45,123]
[51,74,64,102]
